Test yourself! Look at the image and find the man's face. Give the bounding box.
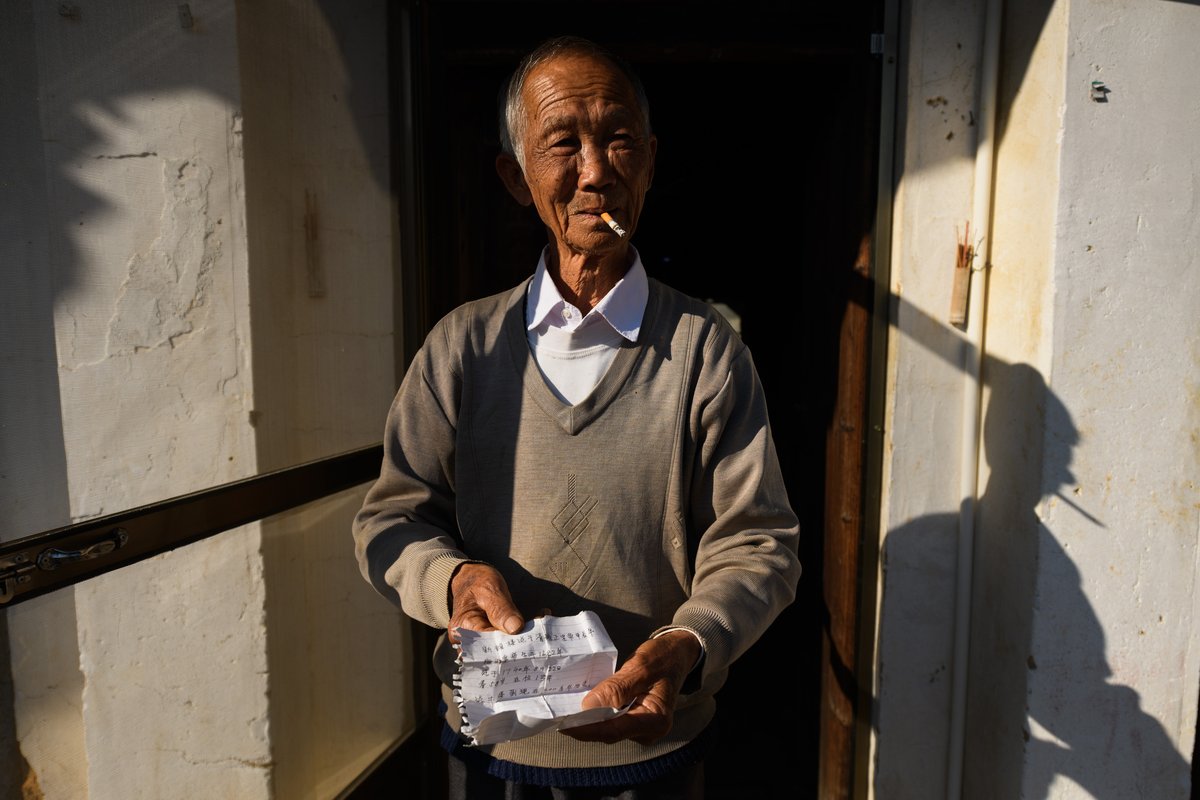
[511,52,656,257]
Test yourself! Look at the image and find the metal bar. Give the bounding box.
[0,444,383,607]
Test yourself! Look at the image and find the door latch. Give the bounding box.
[1,528,131,605]
[37,528,129,571]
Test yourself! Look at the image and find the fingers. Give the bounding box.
[448,607,501,641]
[580,666,641,710]
[566,645,683,745]
[579,633,697,710]
[448,563,524,639]
[564,683,674,745]
[565,633,702,745]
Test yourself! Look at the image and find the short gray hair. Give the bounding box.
[499,36,652,171]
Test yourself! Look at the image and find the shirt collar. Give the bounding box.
[526,248,648,342]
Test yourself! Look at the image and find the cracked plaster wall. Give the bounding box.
[54,105,253,519]
[6,2,269,798]
[5,1,408,797]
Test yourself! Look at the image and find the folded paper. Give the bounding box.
[452,610,627,745]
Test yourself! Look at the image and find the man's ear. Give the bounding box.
[495,153,532,206]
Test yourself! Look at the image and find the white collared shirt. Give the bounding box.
[525,249,648,405]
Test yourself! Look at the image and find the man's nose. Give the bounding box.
[577,142,616,191]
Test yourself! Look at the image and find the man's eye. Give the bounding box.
[549,137,579,152]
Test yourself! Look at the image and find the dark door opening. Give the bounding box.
[398,4,883,796]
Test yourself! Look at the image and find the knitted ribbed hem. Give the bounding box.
[669,606,734,676]
[438,681,717,769]
[440,715,717,788]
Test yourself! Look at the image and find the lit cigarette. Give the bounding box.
[600,211,627,238]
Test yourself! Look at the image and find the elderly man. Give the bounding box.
[353,36,800,798]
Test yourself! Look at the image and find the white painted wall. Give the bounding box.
[870,1,986,796]
[961,2,1065,797]
[1,1,409,797]
[4,2,271,797]
[1018,1,1199,796]
[872,0,1200,797]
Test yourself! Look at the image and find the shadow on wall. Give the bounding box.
[1,1,397,797]
[874,285,1192,799]
[872,0,1195,794]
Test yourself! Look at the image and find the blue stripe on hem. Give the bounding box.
[438,714,716,788]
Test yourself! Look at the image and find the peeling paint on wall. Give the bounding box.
[106,159,219,357]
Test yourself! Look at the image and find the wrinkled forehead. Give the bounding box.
[521,52,642,123]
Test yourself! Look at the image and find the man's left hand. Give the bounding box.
[562,630,701,745]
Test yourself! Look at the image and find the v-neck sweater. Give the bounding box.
[354,277,801,770]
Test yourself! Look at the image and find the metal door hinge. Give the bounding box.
[870,33,886,56]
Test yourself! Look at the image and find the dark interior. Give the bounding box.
[406,3,882,795]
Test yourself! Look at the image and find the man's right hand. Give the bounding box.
[447,562,524,641]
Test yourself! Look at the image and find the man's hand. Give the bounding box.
[447,562,524,642]
[563,630,701,745]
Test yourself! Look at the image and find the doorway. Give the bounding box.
[398,3,884,795]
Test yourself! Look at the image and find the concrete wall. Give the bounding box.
[871,0,1200,797]
[1,1,410,797]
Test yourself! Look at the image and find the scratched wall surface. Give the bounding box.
[873,0,1200,797]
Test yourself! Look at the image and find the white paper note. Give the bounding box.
[452,611,627,745]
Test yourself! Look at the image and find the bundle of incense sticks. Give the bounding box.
[599,211,627,238]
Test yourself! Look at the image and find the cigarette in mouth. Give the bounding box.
[600,212,627,238]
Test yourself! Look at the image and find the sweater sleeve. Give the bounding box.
[352,326,469,629]
[666,341,802,678]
